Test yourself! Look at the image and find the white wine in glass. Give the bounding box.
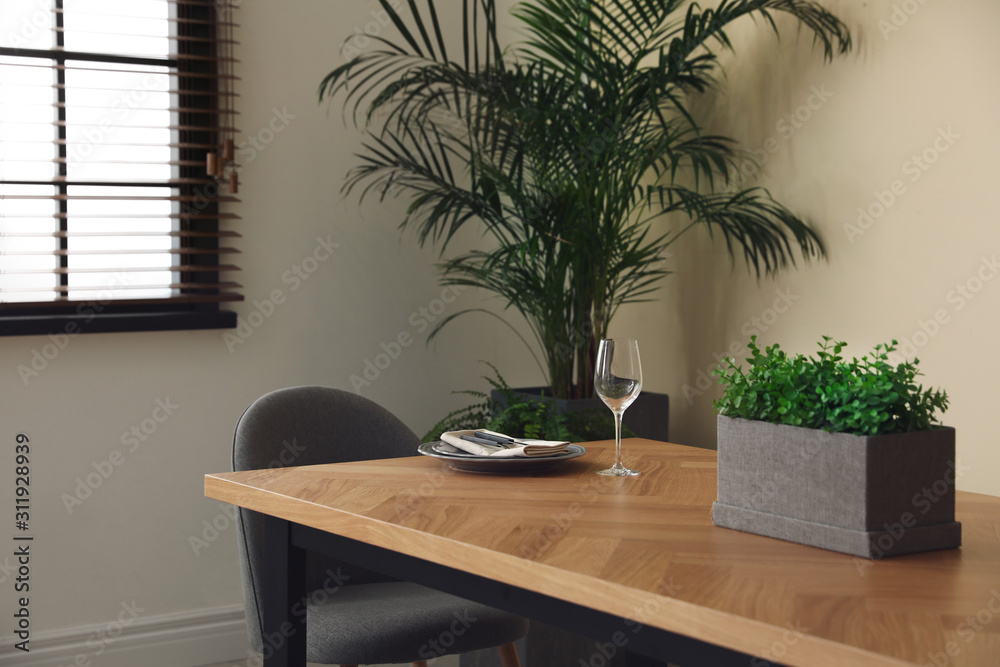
[594,338,642,476]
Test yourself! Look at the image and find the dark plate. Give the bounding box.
[417,442,587,474]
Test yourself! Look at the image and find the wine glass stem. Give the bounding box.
[613,409,624,468]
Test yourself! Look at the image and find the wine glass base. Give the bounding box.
[596,466,640,477]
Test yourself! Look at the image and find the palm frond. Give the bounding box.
[320,0,852,398]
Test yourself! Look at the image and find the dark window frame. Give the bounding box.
[0,0,238,337]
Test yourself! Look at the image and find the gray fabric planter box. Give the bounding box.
[712,415,961,559]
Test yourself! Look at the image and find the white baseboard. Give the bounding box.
[0,603,250,667]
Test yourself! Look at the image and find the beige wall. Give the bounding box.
[0,0,504,659]
[614,0,1000,496]
[0,0,996,661]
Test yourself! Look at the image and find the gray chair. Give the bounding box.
[233,386,527,667]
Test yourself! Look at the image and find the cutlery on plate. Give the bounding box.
[472,431,522,446]
[460,434,511,448]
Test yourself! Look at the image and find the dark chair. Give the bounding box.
[233,386,527,667]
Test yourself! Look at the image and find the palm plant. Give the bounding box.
[320,0,851,399]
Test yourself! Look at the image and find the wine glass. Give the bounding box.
[594,338,642,476]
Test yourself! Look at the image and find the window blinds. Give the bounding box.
[0,0,241,309]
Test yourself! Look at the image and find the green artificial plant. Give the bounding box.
[321,0,852,399]
[713,336,950,435]
[421,362,627,442]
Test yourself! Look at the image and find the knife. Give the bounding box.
[473,431,523,446]
[460,434,510,448]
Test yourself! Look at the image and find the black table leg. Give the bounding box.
[625,653,667,667]
[626,652,670,666]
[262,514,307,667]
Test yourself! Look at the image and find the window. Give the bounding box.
[0,0,241,336]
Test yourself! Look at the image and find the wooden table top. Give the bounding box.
[205,439,1000,667]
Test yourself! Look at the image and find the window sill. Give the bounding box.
[0,311,237,337]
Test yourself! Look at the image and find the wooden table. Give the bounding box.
[204,439,1000,667]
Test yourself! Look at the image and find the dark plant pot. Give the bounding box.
[491,386,669,442]
[712,415,962,559]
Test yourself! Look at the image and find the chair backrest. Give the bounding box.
[232,386,421,651]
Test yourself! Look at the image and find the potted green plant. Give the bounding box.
[420,362,629,442]
[320,0,853,410]
[711,336,960,559]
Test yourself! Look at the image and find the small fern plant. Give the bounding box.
[713,336,949,436]
[421,363,571,442]
[421,362,624,442]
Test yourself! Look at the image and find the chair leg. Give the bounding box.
[497,642,521,667]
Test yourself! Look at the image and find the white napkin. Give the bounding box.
[440,429,571,458]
